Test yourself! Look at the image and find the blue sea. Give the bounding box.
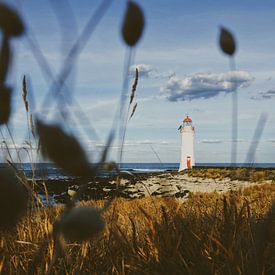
[3,162,275,180]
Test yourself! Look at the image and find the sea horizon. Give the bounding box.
[2,162,275,165]
[2,162,275,181]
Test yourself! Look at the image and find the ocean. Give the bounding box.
[3,162,275,180]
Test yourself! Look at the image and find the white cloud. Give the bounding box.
[198,139,223,144]
[250,89,275,100]
[197,139,248,144]
[135,139,169,145]
[160,71,254,101]
[87,139,171,150]
[130,64,155,78]
[129,64,175,79]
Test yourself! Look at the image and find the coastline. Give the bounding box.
[33,167,275,204]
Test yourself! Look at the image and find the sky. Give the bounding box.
[2,0,275,163]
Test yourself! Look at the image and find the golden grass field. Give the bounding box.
[1,182,274,274]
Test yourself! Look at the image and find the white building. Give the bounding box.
[178,115,195,171]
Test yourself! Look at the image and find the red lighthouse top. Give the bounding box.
[178,115,195,132]
[183,116,192,123]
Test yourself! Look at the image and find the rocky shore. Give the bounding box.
[33,171,269,204]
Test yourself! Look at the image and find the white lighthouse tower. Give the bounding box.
[178,115,195,171]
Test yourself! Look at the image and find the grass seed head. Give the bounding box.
[0,168,29,230]
[0,86,12,124]
[22,75,28,112]
[36,120,93,177]
[0,36,11,83]
[219,27,236,56]
[59,207,105,242]
[0,3,24,37]
[122,1,145,46]
[130,102,137,119]
[130,67,138,104]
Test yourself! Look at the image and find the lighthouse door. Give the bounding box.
[187,156,191,169]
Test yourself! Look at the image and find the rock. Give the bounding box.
[67,189,77,197]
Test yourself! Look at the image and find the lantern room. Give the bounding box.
[183,115,192,126]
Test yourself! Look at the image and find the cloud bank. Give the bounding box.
[160,71,254,101]
[198,139,248,144]
[197,139,223,144]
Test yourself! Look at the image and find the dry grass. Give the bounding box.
[184,167,275,182]
[1,183,274,274]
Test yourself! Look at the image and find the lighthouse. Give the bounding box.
[178,115,195,171]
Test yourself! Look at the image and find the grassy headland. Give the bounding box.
[183,166,275,182]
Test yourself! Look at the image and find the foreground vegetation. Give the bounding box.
[1,183,274,274]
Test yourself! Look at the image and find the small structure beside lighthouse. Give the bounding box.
[178,115,195,171]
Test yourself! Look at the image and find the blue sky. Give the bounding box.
[2,0,275,163]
